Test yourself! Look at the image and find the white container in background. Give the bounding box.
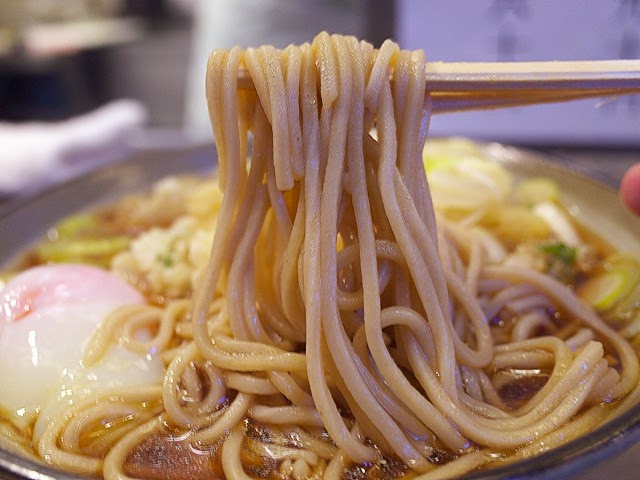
[396,0,640,146]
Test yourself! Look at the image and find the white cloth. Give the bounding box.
[0,99,147,195]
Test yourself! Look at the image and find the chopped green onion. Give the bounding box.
[36,237,130,265]
[578,254,640,312]
[55,212,99,237]
[514,178,559,206]
[157,251,174,267]
[539,243,576,267]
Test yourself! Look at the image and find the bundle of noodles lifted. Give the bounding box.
[184,32,640,477]
[6,32,640,480]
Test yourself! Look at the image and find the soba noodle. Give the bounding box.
[2,32,640,480]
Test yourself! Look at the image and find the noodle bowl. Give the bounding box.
[2,32,640,479]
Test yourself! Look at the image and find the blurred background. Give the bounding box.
[0,0,638,200]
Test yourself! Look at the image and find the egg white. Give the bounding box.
[0,265,164,432]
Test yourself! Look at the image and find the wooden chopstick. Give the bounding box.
[424,59,640,90]
[236,59,640,113]
[431,87,639,113]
